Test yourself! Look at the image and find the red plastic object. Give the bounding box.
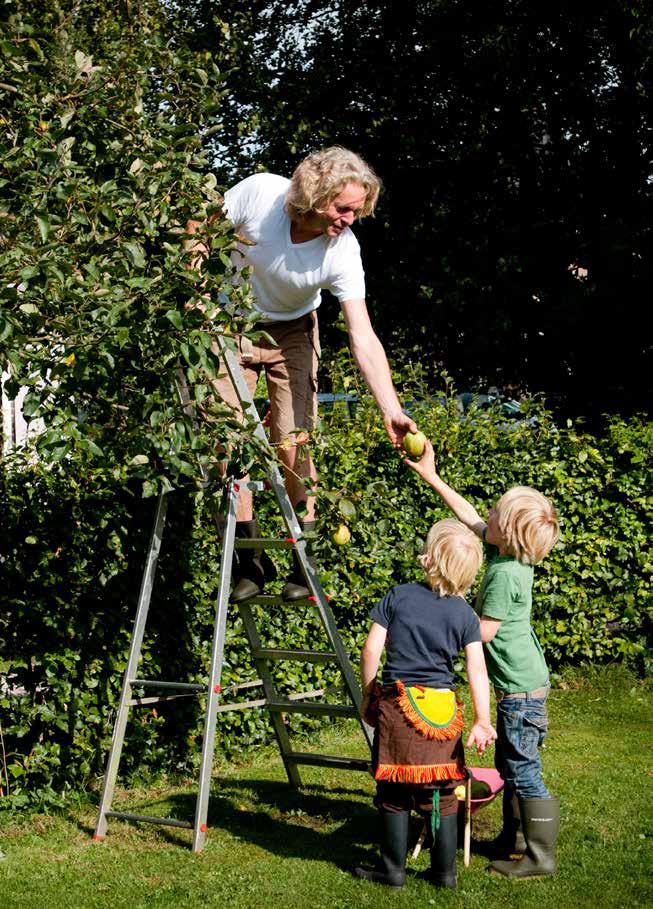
[213,684,221,694]
[468,767,504,815]
[285,537,296,544]
[234,483,240,492]
[200,823,208,833]
[91,834,104,841]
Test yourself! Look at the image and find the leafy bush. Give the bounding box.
[1,365,650,809]
[0,0,265,492]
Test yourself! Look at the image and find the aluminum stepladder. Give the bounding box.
[93,332,374,852]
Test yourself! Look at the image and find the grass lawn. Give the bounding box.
[1,665,650,909]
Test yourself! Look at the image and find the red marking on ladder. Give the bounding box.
[200,823,208,833]
[213,685,221,694]
[286,537,296,544]
[234,483,240,492]
[91,834,104,841]
[308,595,316,601]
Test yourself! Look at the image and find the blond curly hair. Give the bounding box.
[420,518,483,597]
[494,486,560,565]
[285,146,381,220]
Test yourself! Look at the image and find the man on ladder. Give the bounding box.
[187,146,417,602]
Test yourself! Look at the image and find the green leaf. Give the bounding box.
[129,158,145,175]
[338,498,357,520]
[165,310,183,330]
[131,454,149,465]
[59,109,75,128]
[124,241,146,269]
[36,215,50,242]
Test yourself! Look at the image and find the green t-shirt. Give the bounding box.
[475,545,549,693]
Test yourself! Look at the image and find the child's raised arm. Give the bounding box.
[463,641,497,754]
[405,441,487,538]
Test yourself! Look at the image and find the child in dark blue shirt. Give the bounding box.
[354,519,496,891]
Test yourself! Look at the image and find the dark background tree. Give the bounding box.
[187,0,651,420]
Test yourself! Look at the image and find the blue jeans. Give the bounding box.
[495,691,551,799]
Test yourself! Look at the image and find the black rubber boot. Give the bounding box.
[491,796,560,878]
[488,789,526,859]
[231,519,276,603]
[281,519,316,602]
[429,812,458,889]
[353,810,409,889]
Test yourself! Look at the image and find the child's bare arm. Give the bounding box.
[405,441,487,537]
[480,616,501,643]
[360,623,387,695]
[464,641,497,753]
[359,622,387,722]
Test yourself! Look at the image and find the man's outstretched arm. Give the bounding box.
[340,298,416,447]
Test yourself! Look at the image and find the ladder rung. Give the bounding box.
[130,679,204,692]
[237,595,316,606]
[217,685,329,713]
[129,693,196,707]
[253,648,337,663]
[104,810,192,829]
[242,481,267,492]
[217,697,267,713]
[286,753,371,772]
[234,538,298,550]
[267,699,357,717]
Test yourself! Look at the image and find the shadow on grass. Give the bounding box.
[76,777,500,867]
[76,778,390,865]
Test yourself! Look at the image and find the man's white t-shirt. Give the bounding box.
[223,173,366,322]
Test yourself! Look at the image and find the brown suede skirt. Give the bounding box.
[371,683,466,785]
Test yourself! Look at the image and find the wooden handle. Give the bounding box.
[464,776,472,867]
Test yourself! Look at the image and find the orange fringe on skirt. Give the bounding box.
[375,762,466,783]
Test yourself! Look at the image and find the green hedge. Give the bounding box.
[1,378,651,809]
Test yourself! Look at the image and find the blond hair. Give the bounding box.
[419,518,483,597]
[494,486,560,565]
[285,146,381,220]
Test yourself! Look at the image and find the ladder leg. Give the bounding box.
[262,457,373,749]
[217,333,373,749]
[93,491,169,840]
[238,602,302,789]
[192,481,238,852]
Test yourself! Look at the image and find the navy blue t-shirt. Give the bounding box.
[370,582,482,688]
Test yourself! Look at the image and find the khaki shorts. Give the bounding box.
[211,312,321,443]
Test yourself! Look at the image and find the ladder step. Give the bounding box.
[253,648,337,663]
[234,538,298,550]
[104,810,192,830]
[286,753,371,772]
[217,685,331,713]
[267,699,357,717]
[237,595,317,606]
[129,679,204,692]
[129,693,197,707]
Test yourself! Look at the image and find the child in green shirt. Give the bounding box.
[406,441,561,879]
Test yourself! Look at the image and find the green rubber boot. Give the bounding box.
[429,812,458,889]
[491,797,560,878]
[353,810,409,889]
[488,789,526,859]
